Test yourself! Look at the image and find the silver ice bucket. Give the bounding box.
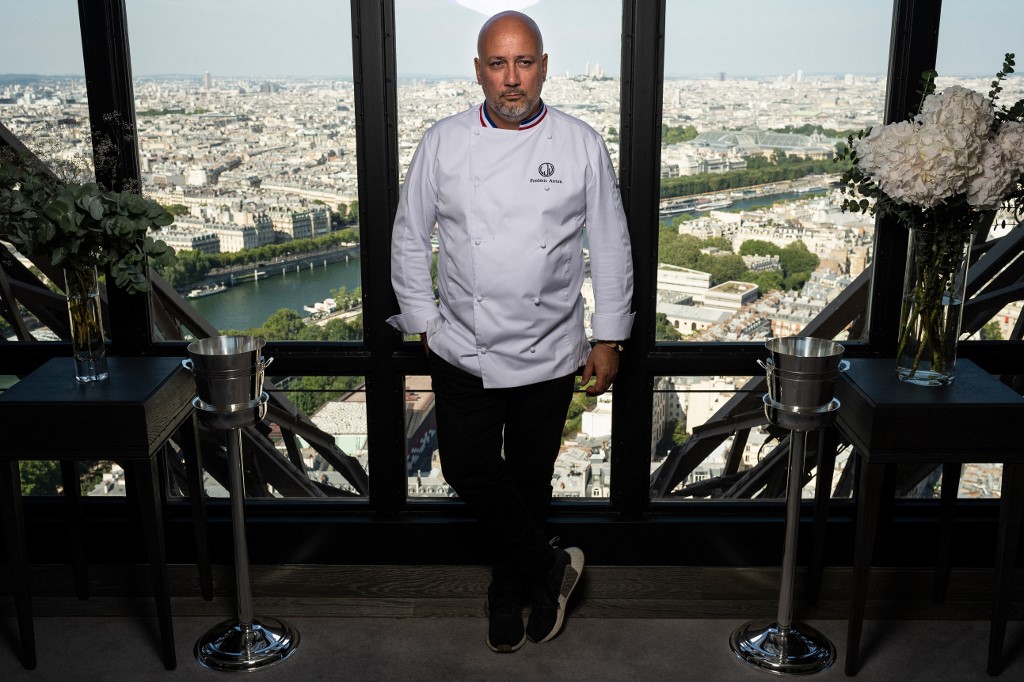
[765,336,845,375]
[184,335,273,411]
[761,337,846,411]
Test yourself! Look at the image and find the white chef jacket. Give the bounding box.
[387,102,634,389]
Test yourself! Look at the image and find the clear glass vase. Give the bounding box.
[64,266,109,383]
[895,227,972,386]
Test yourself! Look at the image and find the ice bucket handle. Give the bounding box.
[757,357,850,374]
[183,357,273,372]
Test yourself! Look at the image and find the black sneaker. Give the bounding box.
[526,546,584,643]
[485,584,526,653]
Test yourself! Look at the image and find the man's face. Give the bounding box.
[474,17,547,128]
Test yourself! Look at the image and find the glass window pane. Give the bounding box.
[650,374,853,500]
[165,376,368,499]
[0,1,92,344]
[933,0,1024,500]
[658,1,891,344]
[393,4,623,500]
[936,0,1024,251]
[936,1,1024,80]
[18,460,66,497]
[405,377,612,500]
[0,2,91,167]
[403,376,445,497]
[124,1,361,342]
[937,0,1024,334]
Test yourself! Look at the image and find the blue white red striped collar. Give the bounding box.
[478,100,547,130]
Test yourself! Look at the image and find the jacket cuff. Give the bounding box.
[386,309,441,335]
[591,312,635,342]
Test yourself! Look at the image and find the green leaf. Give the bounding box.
[56,213,78,235]
[151,211,174,227]
[42,195,73,221]
[113,215,133,235]
[123,193,146,215]
[84,195,104,221]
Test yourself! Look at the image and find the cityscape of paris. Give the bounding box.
[2,0,1021,503]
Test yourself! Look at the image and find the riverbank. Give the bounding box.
[659,174,837,218]
[183,244,360,293]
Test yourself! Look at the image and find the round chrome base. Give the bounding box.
[192,392,269,430]
[730,620,835,675]
[762,394,840,433]
[195,617,299,672]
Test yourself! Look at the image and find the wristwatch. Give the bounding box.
[596,340,625,352]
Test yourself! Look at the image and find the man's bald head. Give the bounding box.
[477,11,544,58]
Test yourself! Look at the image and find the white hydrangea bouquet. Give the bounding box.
[836,54,1024,384]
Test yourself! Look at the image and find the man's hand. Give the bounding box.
[580,343,620,396]
[419,332,429,355]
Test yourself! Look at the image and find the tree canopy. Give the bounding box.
[658,229,820,295]
[660,156,845,199]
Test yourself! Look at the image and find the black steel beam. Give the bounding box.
[352,0,407,518]
[77,0,150,355]
[613,0,665,519]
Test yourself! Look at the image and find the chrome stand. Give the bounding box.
[730,396,839,675]
[193,393,300,672]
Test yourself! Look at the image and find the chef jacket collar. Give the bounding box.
[479,100,547,130]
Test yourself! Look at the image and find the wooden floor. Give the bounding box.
[2,564,1024,679]
[2,563,1020,621]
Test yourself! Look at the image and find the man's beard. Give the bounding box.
[488,89,538,123]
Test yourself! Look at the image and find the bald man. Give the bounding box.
[389,11,634,653]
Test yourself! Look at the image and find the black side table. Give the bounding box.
[0,356,196,670]
[829,358,1024,676]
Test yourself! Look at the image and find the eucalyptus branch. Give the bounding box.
[917,69,938,114]
[1,154,176,294]
[988,53,1015,105]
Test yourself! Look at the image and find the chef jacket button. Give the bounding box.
[546,133,552,139]
[476,295,483,302]
[532,297,540,305]
[473,179,479,187]
[540,243,547,249]
[479,347,487,354]
[474,238,481,245]
[474,129,480,135]
[530,346,536,353]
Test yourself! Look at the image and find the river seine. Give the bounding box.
[188,258,362,332]
[188,189,824,332]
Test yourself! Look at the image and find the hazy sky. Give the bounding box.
[1,0,1021,79]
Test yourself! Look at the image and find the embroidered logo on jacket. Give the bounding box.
[531,161,562,184]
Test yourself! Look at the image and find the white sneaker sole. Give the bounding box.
[533,546,585,643]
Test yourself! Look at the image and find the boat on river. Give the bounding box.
[695,196,733,211]
[187,284,228,299]
[659,198,698,217]
[303,297,338,314]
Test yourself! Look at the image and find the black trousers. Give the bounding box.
[428,352,576,590]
